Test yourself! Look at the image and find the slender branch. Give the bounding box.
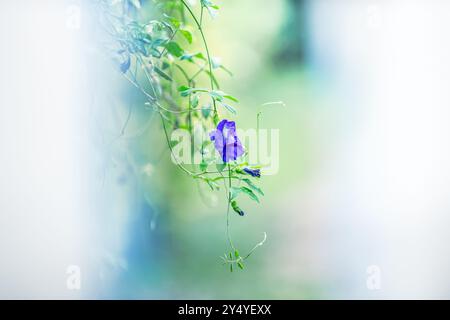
[200,5,204,27]
[158,111,195,176]
[180,0,218,118]
[226,163,236,251]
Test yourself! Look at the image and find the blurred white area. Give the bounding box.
[307,0,450,298]
[0,1,90,298]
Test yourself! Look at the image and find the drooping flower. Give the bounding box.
[209,119,244,163]
[243,167,261,178]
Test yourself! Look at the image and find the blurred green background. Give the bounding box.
[102,0,331,299]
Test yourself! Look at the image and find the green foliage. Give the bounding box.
[100,0,268,272]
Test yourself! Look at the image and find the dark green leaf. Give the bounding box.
[178,85,192,97]
[213,112,219,125]
[240,186,259,203]
[199,160,208,172]
[178,85,190,92]
[169,140,179,148]
[161,61,170,70]
[154,66,172,81]
[242,178,264,196]
[163,14,180,28]
[223,94,239,103]
[165,41,184,57]
[179,29,193,44]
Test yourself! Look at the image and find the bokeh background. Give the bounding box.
[1,0,450,299]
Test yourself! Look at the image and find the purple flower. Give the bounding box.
[243,167,261,178]
[209,119,245,163]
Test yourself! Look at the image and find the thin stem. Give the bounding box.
[200,5,204,27]
[242,232,267,260]
[159,28,179,58]
[120,103,133,135]
[158,111,195,176]
[137,54,158,98]
[190,63,207,82]
[188,94,194,164]
[180,0,218,118]
[173,64,191,84]
[226,163,236,251]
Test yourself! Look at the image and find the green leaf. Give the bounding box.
[237,261,244,270]
[209,90,238,103]
[223,94,239,103]
[216,162,226,172]
[240,186,259,203]
[199,160,208,172]
[165,41,184,57]
[209,90,223,101]
[163,14,180,29]
[191,95,199,108]
[230,186,241,200]
[149,48,162,57]
[202,104,212,118]
[179,29,193,44]
[200,0,212,7]
[201,0,219,17]
[242,178,264,196]
[178,85,190,92]
[180,52,206,62]
[221,102,236,115]
[234,250,239,258]
[178,87,208,97]
[153,66,172,82]
[169,140,179,148]
[161,61,170,70]
[213,113,220,125]
[230,264,233,272]
[178,85,192,97]
[194,52,206,60]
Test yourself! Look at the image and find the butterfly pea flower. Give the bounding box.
[231,200,245,216]
[243,167,261,178]
[209,119,244,163]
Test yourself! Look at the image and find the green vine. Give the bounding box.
[98,0,268,271]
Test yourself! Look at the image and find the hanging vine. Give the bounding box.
[97,0,268,271]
